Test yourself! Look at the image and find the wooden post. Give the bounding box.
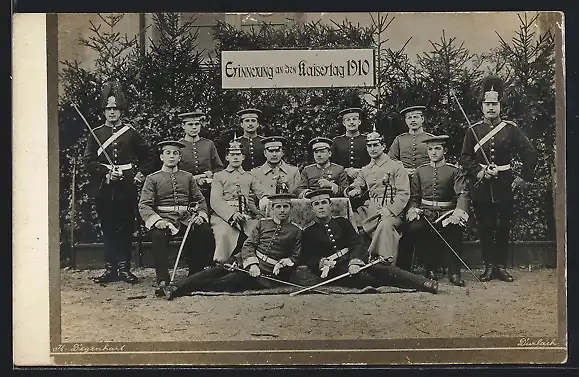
[70,156,77,269]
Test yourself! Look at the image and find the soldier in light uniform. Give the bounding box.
[83,81,156,284]
[210,138,265,263]
[236,108,267,171]
[301,189,439,293]
[406,135,470,286]
[177,109,224,209]
[161,193,302,300]
[138,140,214,293]
[296,137,349,198]
[387,104,435,271]
[344,129,410,263]
[251,136,302,209]
[460,75,537,282]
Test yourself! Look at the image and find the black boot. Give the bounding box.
[479,265,494,282]
[493,265,514,282]
[449,273,465,287]
[92,263,118,283]
[118,261,138,284]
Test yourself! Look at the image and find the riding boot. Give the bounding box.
[118,261,138,284]
[479,265,494,282]
[493,265,514,282]
[93,262,119,283]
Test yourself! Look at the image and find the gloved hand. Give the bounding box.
[273,258,294,275]
[348,264,361,275]
[406,207,421,221]
[249,264,261,278]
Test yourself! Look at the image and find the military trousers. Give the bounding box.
[407,217,464,275]
[94,193,136,268]
[472,200,513,266]
[149,223,215,284]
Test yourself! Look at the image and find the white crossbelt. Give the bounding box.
[480,163,511,172]
[473,121,507,153]
[256,250,279,266]
[157,205,189,212]
[327,248,349,261]
[421,199,454,208]
[102,163,133,171]
[97,125,131,156]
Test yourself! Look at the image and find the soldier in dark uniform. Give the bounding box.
[177,109,224,209]
[406,135,470,286]
[161,193,302,300]
[236,108,267,171]
[296,137,349,198]
[460,75,537,282]
[331,107,371,181]
[388,104,435,272]
[301,189,438,293]
[138,140,215,294]
[82,81,156,284]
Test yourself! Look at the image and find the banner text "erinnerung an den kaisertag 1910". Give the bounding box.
[221,49,375,89]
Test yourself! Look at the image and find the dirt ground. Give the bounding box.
[60,267,560,342]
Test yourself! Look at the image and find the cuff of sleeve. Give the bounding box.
[349,258,365,267]
[198,211,209,223]
[242,256,259,269]
[145,214,163,229]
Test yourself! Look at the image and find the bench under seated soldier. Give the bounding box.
[138,140,215,294]
[210,137,266,264]
[83,81,156,284]
[176,108,224,209]
[301,189,439,294]
[406,134,470,286]
[344,128,410,264]
[296,137,349,199]
[160,193,302,300]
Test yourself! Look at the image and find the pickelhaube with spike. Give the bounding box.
[365,124,383,144]
[227,133,243,153]
[478,75,505,104]
[100,80,127,110]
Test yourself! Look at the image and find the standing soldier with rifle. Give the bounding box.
[459,75,537,282]
[81,81,156,284]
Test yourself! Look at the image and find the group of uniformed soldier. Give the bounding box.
[82,75,537,298]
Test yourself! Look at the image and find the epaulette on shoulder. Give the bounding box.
[503,120,518,127]
[94,124,105,131]
[446,163,460,169]
[260,217,273,222]
[257,135,266,140]
[303,221,316,230]
[416,162,430,169]
[291,221,304,231]
[469,120,484,129]
[424,131,436,136]
[303,163,317,169]
[149,170,163,177]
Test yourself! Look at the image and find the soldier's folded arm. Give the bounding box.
[289,228,302,265]
[295,170,310,198]
[453,167,470,216]
[336,169,349,196]
[138,176,163,229]
[409,169,422,209]
[210,142,225,174]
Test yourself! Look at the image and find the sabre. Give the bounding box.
[170,202,199,283]
[289,255,393,297]
[72,103,116,167]
[421,214,487,288]
[223,263,330,295]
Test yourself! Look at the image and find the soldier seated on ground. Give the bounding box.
[161,193,302,300]
[138,140,215,296]
[301,188,438,294]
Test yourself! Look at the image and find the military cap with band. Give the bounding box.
[268,192,296,203]
[158,140,186,149]
[339,107,362,117]
[421,134,450,145]
[304,188,334,200]
[400,105,426,116]
[178,108,206,120]
[479,75,504,103]
[309,137,333,151]
[237,108,262,119]
[262,136,285,150]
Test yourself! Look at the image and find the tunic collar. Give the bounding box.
[408,128,425,135]
[429,159,446,168]
[264,161,289,174]
[161,166,179,173]
[225,165,245,174]
[369,152,390,167]
[483,117,502,126]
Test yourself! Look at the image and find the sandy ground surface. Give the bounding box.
[59,267,560,342]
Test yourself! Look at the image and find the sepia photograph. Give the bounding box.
[13,11,566,365]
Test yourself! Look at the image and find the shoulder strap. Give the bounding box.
[473,121,508,153]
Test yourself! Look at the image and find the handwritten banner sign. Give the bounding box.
[221,49,375,89]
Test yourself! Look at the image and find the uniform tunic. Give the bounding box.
[250,161,302,197]
[349,152,410,262]
[210,166,265,262]
[460,117,537,266]
[239,135,266,171]
[178,137,223,176]
[138,166,213,281]
[82,122,156,266]
[296,162,349,198]
[407,162,470,274]
[331,133,370,170]
[241,218,302,276]
[388,131,435,174]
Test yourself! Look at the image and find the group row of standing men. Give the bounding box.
[82,75,537,296]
